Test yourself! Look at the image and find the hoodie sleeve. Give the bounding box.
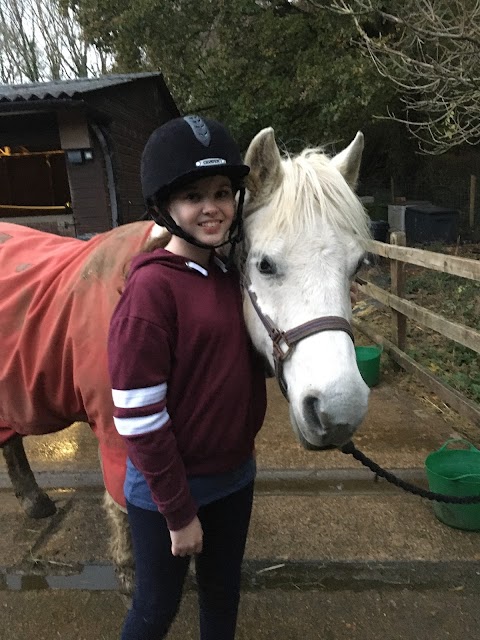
[107,270,197,531]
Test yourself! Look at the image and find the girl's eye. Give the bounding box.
[257,257,277,275]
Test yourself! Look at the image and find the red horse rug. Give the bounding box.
[0,220,155,508]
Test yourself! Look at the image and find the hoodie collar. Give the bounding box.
[185,255,228,277]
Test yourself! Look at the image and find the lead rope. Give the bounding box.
[341,441,480,504]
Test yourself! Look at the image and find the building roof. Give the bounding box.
[0,72,167,103]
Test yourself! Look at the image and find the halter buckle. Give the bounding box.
[271,331,292,361]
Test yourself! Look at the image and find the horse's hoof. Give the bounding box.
[23,492,57,519]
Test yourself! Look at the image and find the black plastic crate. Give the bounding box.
[369,219,389,242]
[405,204,459,244]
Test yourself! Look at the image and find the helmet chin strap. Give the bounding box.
[150,188,245,263]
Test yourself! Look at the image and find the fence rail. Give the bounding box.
[368,240,480,281]
[355,232,480,428]
[0,204,71,215]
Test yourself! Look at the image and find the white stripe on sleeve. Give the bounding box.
[112,383,167,409]
[113,408,170,436]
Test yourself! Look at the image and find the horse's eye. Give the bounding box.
[257,257,276,275]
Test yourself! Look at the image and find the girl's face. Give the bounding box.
[166,175,236,247]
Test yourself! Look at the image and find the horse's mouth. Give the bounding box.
[290,405,354,451]
[292,420,340,451]
[304,443,338,451]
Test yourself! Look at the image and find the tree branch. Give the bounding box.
[311,0,480,153]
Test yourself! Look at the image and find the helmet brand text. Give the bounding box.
[195,158,227,167]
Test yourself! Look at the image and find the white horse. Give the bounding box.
[0,127,370,592]
[243,128,370,449]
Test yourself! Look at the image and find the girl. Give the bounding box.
[108,115,267,640]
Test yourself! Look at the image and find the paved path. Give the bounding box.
[3,589,480,640]
[1,374,480,639]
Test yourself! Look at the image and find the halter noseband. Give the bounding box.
[243,275,355,400]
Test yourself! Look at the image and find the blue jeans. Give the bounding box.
[121,481,254,640]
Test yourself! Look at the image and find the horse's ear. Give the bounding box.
[244,127,283,204]
[330,131,364,190]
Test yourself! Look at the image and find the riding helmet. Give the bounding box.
[141,115,249,204]
[140,115,248,253]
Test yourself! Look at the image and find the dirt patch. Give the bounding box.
[0,231,13,243]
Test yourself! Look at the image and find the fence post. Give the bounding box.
[390,231,406,351]
[470,174,476,230]
[390,176,395,203]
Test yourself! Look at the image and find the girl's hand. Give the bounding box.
[169,516,203,557]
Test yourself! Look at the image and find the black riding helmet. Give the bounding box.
[141,115,249,252]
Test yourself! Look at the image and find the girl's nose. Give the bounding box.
[202,198,220,214]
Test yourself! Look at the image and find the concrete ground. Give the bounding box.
[3,589,480,640]
[1,373,480,639]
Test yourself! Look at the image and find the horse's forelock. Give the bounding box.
[246,147,371,247]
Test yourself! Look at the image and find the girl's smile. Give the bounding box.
[161,174,236,265]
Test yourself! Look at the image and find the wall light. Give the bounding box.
[66,149,94,165]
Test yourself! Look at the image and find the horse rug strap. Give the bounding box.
[242,275,355,399]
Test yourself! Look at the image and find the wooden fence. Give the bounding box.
[354,231,480,428]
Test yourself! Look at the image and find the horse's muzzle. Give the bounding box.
[302,442,338,452]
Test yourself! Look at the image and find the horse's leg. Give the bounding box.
[103,490,134,595]
[89,403,134,594]
[2,434,57,518]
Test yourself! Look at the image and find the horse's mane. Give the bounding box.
[246,147,371,246]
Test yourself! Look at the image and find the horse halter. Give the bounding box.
[243,275,355,400]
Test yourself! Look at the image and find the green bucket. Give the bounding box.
[425,439,480,531]
[355,345,382,387]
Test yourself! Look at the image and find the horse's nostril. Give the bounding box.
[303,395,321,428]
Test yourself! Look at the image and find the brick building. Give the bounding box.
[0,73,179,236]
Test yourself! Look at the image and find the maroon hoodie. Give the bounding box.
[108,248,266,530]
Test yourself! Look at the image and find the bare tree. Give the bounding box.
[0,0,112,83]
[0,0,42,81]
[298,0,480,154]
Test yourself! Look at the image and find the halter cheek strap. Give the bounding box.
[243,275,355,400]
